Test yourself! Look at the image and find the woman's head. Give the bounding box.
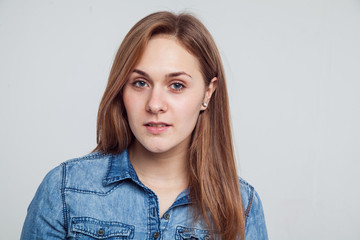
[95,11,228,154]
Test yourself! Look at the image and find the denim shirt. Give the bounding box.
[21,150,268,240]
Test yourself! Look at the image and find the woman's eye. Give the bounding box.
[170,82,185,91]
[133,80,148,88]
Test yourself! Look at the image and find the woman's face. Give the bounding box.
[123,35,216,155]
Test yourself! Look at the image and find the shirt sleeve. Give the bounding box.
[20,165,67,240]
[245,189,268,240]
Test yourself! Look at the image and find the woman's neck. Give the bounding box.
[128,140,189,187]
[128,141,189,216]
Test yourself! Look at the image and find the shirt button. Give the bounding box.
[97,229,105,236]
[153,232,160,239]
[163,213,170,220]
[204,236,211,240]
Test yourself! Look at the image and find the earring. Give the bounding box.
[202,102,208,108]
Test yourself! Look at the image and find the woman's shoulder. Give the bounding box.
[238,178,263,218]
[39,152,116,192]
[238,177,268,239]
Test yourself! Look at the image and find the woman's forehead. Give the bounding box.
[133,35,202,78]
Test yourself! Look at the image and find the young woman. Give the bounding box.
[21,11,268,240]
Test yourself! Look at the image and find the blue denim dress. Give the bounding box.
[21,150,268,239]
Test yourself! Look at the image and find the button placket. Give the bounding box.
[160,211,171,233]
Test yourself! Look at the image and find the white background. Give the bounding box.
[1,0,359,239]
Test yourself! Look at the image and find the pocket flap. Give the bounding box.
[71,217,134,239]
[176,226,211,240]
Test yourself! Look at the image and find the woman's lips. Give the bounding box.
[144,122,171,134]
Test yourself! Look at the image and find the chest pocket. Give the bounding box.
[175,226,211,240]
[71,217,135,239]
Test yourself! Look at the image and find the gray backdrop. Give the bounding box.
[1,0,359,239]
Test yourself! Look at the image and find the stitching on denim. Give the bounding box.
[61,163,69,231]
[81,152,107,159]
[72,216,134,226]
[104,175,133,186]
[64,182,121,195]
[71,217,135,237]
[127,159,137,178]
[175,225,211,233]
[147,190,152,238]
[244,185,254,218]
[104,154,113,180]
[64,152,108,164]
[239,177,249,186]
[175,226,212,240]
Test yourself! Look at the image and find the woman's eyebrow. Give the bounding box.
[132,69,192,79]
[132,69,149,78]
[166,72,192,79]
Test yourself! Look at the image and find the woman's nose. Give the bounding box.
[145,88,168,114]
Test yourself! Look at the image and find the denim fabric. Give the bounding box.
[21,150,268,240]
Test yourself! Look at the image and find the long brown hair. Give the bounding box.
[94,11,245,239]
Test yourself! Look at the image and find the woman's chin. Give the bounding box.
[132,136,190,156]
[141,143,184,156]
[144,145,172,154]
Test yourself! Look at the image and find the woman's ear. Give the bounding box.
[200,77,218,110]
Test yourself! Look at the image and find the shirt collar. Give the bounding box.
[103,149,141,186]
